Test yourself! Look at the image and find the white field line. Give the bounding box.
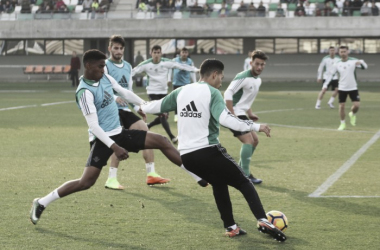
[316,196,380,198]
[0,105,38,111]
[309,129,380,198]
[269,123,375,134]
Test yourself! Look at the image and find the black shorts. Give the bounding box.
[229,115,250,137]
[339,90,360,103]
[181,144,250,187]
[148,94,167,101]
[323,79,339,90]
[87,129,147,169]
[118,109,141,129]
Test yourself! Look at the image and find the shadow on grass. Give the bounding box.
[35,227,153,250]
[260,185,380,218]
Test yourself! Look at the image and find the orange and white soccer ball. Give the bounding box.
[266,210,289,232]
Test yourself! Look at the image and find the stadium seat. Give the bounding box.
[352,10,361,16]
[31,5,39,13]
[269,3,277,11]
[71,0,79,5]
[173,11,182,19]
[136,12,146,19]
[53,65,63,74]
[75,5,83,13]
[215,0,223,3]
[198,0,206,5]
[182,11,190,18]
[287,3,296,11]
[14,5,22,14]
[269,10,276,18]
[36,0,43,5]
[271,0,279,3]
[43,65,54,80]
[288,10,295,17]
[206,0,215,4]
[24,66,35,80]
[63,65,71,74]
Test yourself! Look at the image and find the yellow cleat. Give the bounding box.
[337,123,346,131]
[105,178,125,190]
[349,112,356,126]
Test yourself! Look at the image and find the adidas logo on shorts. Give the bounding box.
[180,101,202,118]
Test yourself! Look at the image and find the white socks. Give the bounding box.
[328,96,335,104]
[341,120,345,124]
[316,100,321,106]
[146,162,155,174]
[180,165,202,182]
[109,167,118,179]
[38,189,60,207]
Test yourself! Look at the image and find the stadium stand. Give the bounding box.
[23,65,71,81]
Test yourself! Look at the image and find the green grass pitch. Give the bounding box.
[0,81,379,250]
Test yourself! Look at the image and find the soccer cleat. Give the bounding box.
[146,175,171,186]
[105,178,125,190]
[315,105,321,110]
[174,115,178,123]
[171,137,178,144]
[349,112,356,126]
[337,123,346,131]
[30,198,45,225]
[225,226,247,238]
[248,174,262,184]
[328,102,334,109]
[257,219,287,242]
[197,179,209,187]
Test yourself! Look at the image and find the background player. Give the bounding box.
[168,47,197,122]
[243,50,252,71]
[224,50,268,185]
[315,46,340,109]
[324,45,368,130]
[104,35,170,188]
[132,45,198,143]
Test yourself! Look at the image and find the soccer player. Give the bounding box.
[104,35,170,188]
[224,50,268,185]
[168,47,196,122]
[140,59,287,242]
[315,46,340,109]
[29,50,204,225]
[243,50,252,71]
[324,45,368,131]
[132,45,198,143]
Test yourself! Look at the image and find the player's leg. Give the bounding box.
[141,131,205,186]
[338,91,348,130]
[348,90,360,126]
[181,145,285,241]
[30,141,112,225]
[327,80,339,108]
[147,94,163,129]
[130,119,171,185]
[159,113,177,143]
[316,81,328,109]
[236,132,262,184]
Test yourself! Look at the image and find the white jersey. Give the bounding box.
[141,82,260,155]
[317,55,340,80]
[224,69,261,116]
[132,58,198,95]
[244,57,251,71]
[324,57,368,91]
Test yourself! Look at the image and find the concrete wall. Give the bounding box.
[0,54,377,82]
[1,17,380,39]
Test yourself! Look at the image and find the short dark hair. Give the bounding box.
[109,35,125,48]
[329,46,335,50]
[181,47,189,52]
[83,49,107,65]
[199,59,224,78]
[339,45,349,50]
[151,45,162,52]
[251,50,268,61]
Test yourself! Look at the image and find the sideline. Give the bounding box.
[308,129,380,198]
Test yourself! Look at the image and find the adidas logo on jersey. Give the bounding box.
[101,91,114,108]
[119,75,129,88]
[180,101,202,118]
